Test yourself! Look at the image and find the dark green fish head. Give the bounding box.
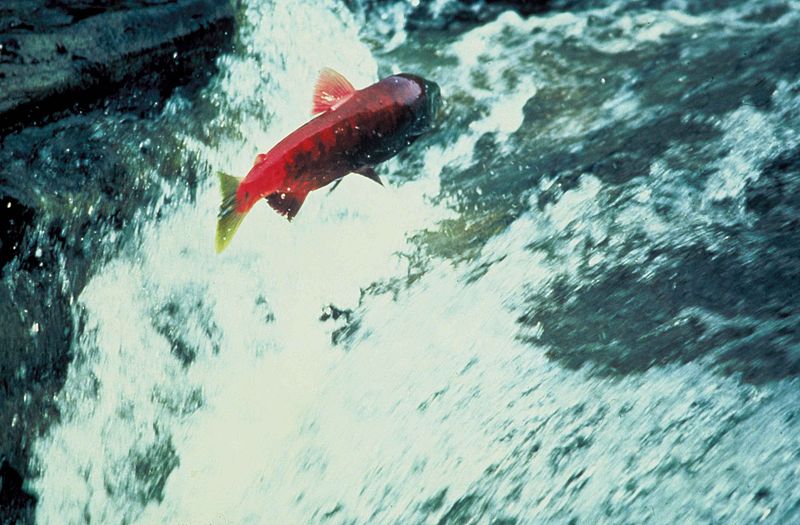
[422,78,442,128]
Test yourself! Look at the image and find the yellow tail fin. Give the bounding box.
[216,172,247,253]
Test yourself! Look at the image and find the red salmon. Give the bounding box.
[216,67,441,252]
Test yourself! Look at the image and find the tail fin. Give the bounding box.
[216,172,247,253]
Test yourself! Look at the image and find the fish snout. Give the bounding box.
[423,79,443,131]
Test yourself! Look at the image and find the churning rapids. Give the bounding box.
[10,0,800,523]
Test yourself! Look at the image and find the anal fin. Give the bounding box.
[265,191,308,221]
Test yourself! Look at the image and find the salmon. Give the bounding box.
[215,67,441,252]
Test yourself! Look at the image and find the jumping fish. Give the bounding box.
[215,67,441,252]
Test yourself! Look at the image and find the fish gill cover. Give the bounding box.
[1,0,799,524]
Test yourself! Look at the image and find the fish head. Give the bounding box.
[394,74,442,137]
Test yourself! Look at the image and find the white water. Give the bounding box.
[28,1,800,524]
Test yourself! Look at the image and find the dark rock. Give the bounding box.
[0,460,36,525]
[0,0,235,134]
[0,3,235,523]
[0,259,76,525]
[0,196,35,268]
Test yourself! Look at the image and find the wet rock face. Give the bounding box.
[0,460,35,525]
[0,2,234,523]
[0,0,235,134]
[0,197,34,268]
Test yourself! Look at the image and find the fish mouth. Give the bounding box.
[434,95,446,128]
[425,80,443,129]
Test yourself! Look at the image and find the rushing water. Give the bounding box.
[20,0,800,523]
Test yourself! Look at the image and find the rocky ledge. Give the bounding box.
[0,0,235,134]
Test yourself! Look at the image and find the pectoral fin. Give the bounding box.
[265,191,308,221]
[327,179,343,194]
[355,166,383,186]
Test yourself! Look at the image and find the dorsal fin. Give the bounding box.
[312,67,356,114]
[265,191,308,221]
[253,153,266,166]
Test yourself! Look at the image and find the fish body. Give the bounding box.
[216,68,441,252]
